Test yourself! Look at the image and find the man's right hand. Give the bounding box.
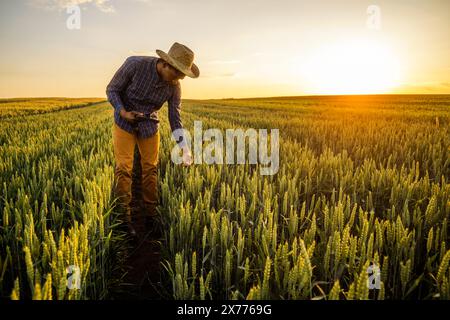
[119,108,144,123]
[181,145,193,167]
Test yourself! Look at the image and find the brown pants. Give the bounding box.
[112,123,160,223]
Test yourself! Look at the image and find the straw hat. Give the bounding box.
[156,42,200,78]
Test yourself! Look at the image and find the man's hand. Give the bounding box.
[119,108,144,123]
[181,145,193,167]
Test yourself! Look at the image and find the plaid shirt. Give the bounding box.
[106,56,186,147]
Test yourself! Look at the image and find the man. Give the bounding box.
[106,42,198,240]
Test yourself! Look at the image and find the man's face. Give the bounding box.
[160,62,186,83]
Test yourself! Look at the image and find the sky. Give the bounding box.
[0,0,449,99]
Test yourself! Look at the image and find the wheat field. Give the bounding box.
[0,95,448,300]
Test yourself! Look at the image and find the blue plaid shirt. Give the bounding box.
[106,56,186,147]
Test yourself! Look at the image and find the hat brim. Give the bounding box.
[156,49,200,78]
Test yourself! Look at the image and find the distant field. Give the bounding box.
[0,98,105,119]
[0,95,449,300]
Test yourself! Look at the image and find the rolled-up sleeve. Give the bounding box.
[106,57,136,111]
[168,83,187,148]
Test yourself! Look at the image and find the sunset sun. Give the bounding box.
[301,39,402,95]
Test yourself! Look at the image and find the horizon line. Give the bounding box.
[1,92,450,101]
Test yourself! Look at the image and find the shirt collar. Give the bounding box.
[153,58,165,85]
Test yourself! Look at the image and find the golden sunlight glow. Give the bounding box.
[299,39,402,95]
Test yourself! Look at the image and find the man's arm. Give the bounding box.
[106,57,136,112]
[168,83,188,149]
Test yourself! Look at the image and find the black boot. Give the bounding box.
[123,207,138,245]
[126,222,139,250]
[134,211,149,244]
[145,215,162,240]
